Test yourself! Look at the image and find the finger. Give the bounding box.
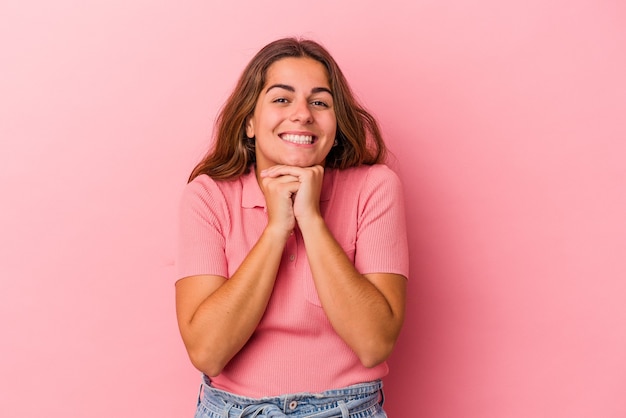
[262,175,300,186]
[260,165,305,178]
[262,177,301,199]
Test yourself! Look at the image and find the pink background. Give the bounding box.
[1,0,625,417]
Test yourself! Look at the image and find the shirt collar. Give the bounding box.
[241,166,335,209]
[241,168,265,209]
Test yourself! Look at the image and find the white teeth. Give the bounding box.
[281,134,314,144]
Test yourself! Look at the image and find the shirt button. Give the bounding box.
[288,400,298,410]
[289,254,295,261]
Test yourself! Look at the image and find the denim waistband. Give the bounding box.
[197,376,384,418]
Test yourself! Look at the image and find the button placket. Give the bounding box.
[285,231,297,263]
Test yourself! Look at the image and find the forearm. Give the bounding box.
[298,217,406,367]
[180,226,288,376]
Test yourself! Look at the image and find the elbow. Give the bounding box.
[356,339,396,368]
[359,355,386,369]
[188,348,226,377]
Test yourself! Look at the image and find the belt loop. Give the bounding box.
[222,402,233,418]
[337,400,349,418]
[378,387,385,407]
[197,382,204,407]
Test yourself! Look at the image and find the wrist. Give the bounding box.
[262,223,294,243]
[295,214,325,233]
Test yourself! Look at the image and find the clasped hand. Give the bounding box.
[259,165,324,236]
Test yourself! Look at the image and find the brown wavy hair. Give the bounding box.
[188,37,387,182]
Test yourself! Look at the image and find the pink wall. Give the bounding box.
[1,1,625,416]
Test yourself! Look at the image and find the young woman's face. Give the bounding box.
[246,57,337,173]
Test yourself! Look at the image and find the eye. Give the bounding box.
[311,100,329,108]
[272,97,289,104]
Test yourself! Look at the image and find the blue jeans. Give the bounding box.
[194,376,388,418]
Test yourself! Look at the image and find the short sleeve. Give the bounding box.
[354,165,409,278]
[176,176,229,280]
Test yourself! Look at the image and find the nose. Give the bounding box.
[289,99,313,124]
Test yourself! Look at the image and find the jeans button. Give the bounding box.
[288,400,298,410]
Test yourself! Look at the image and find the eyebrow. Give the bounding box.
[265,84,333,96]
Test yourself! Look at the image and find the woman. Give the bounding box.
[176,37,409,417]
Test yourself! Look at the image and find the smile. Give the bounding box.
[280,133,315,145]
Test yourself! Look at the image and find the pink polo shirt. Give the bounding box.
[177,164,409,397]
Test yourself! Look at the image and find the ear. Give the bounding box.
[245,116,255,139]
